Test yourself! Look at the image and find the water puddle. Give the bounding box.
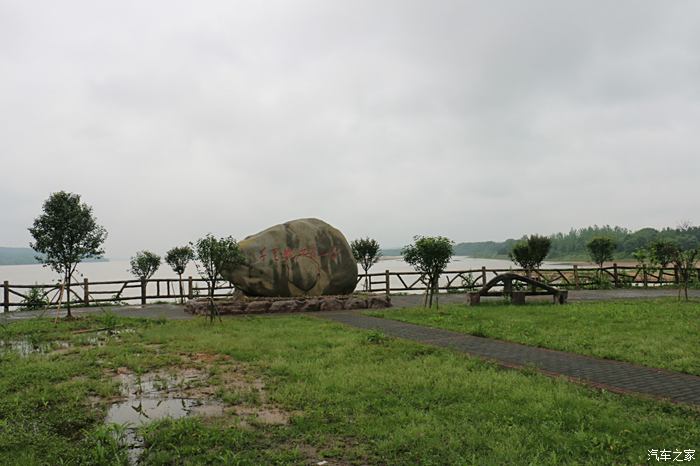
[105,369,224,463]
[0,339,72,356]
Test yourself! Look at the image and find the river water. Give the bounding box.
[0,256,571,286]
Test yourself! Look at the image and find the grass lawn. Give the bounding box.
[0,312,698,465]
[369,299,700,375]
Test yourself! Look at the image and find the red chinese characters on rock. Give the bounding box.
[256,246,340,263]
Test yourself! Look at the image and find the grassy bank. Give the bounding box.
[369,299,700,375]
[1,313,698,464]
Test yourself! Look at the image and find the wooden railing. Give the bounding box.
[1,276,234,312]
[355,264,694,294]
[2,264,697,312]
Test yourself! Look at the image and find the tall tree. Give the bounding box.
[401,236,454,309]
[165,246,195,303]
[586,237,616,270]
[351,237,382,291]
[129,250,161,280]
[29,191,107,317]
[192,235,246,322]
[508,234,551,277]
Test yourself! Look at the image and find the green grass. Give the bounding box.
[369,299,700,375]
[0,313,698,465]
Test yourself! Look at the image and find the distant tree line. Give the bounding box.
[432,225,700,261]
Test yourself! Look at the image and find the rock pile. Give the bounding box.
[184,294,391,316]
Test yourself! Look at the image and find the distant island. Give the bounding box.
[0,247,108,266]
[382,225,700,261]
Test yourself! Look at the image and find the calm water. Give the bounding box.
[0,256,571,286]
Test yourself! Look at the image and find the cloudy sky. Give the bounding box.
[1,0,699,258]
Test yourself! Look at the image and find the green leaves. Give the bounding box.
[165,246,195,276]
[509,235,551,273]
[586,237,616,268]
[192,235,246,289]
[129,250,162,280]
[401,236,454,276]
[351,237,382,273]
[28,191,107,277]
[401,236,454,308]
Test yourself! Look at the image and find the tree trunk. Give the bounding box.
[65,271,72,318]
[423,274,429,308]
[434,277,439,309]
[178,273,184,304]
[208,279,220,323]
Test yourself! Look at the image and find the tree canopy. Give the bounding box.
[129,250,161,280]
[508,235,551,274]
[165,246,194,276]
[586,237,617,268]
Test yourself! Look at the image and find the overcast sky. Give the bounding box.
[1,0,699,258]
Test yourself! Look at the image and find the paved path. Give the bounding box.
[3,288,697,322]
[316,311,700,407]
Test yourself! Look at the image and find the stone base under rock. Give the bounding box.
[184,294,391,316]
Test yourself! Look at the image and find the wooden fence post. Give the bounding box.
[481,267,487,287]
[613,263,619,288]
[385,270,390,296]
[83,278,89,306]
[188,276,193,300]
[3,281,9,313]
[573,265,580,289]
[140,279,147,305]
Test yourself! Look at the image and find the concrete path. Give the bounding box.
[316,311,700,407]
[3,288,696,322]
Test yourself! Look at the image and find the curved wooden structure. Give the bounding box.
[468,273,568,305]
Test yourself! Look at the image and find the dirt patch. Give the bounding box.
[233,405,290,425]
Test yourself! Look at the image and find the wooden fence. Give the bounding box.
[2,264,696,312]
[356,264,692,294]
[1,277,234,312]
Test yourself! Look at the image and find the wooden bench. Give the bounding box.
[468,273,568,305]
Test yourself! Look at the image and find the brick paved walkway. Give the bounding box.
[316,311,700,407]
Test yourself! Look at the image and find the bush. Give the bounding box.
[22,285,49,310]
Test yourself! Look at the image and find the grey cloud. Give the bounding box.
[1,0,699,257]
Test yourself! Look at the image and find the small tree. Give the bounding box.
[351,237,382,291]
[632,248,651,287]
[129,251,161,280]
[586,237,616,270]
[401,236,454,309]
[648,239,678,282]
[192,234,246,321]
[508,234,551,277]
[672,246,699,301]
[165,246,195,303]
[29,191,107,317]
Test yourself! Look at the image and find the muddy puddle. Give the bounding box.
[0,328,136,357]
[106,369,225,427]
[105,367,225,463]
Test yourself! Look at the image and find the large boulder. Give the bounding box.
[221,218,358,297]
